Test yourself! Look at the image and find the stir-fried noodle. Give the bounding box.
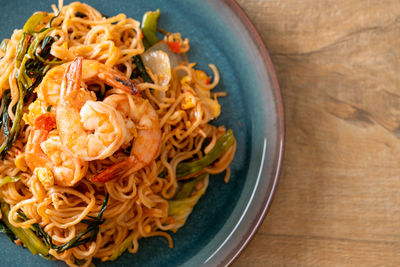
[0,2,236,266]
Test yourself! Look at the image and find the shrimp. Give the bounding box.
[36,59,136,106]
[90,93,161,183]
[56,57,129,161]
[24,113,88,187]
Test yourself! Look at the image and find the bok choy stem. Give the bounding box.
[175,129,236,178]
[0,201,49,257]
[168,174,209,231]
[16,194,109,253]
[108,232,135,261]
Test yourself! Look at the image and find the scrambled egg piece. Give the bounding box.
[34,167,54,188]
[23,100,49,126]
[179,70,221,119]
[181,88,197,110]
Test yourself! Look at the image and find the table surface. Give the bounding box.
[233,0,400,266]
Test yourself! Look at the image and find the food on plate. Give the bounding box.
[0,1,236,266]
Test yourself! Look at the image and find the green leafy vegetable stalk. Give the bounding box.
[158,130,236,179]
[0,12,63,158]
[176,129,236,178]
[54,193,109,252]
[0,193,109,261]
[109,232,135,261]
[111,175,210,259]
[0,201,50,258]
[141,9,160,49]
[168,174,209,231]
[17,193,109,253]
[131,55,153,83]
[173,174,206,200]
[111,173,208,259]
[130,9,162,83]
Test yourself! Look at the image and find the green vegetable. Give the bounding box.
[49,10,60,28]
[22,12,45,33]
[173,174,207,200]
[17,194,109,253]
[10,194,108,262]
[55,193,109,252]
[0,201,50,257]
[165,131,236,230]
[0,12,63,158]
[132,55,153,83]
[16,211,53,249]
[0,91,12,159]
[168,174,209,231]
[0,221,17,241]
[0,176,20,187]
[0,72,23,158]
[46,105,52,112]
[111,174,208,259]
[34,36,59,65]
[176,129,235,178]
[109,232,134,261]
[141,9,160,48]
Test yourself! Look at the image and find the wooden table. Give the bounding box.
[233,0,400,266]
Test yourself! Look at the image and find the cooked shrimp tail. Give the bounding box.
[61,57,82,98]
[57,57,128,161]
[90,157,140,183]
[24,112,88,187]
[90,93,161,183]
[37,59,137,106]
[98,69,138,94]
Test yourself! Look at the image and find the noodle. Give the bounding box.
[0,2,236,267]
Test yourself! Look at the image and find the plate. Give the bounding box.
[0,0,284,266]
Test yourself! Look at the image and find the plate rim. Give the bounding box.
[219,0,285,266]
[0,0,285,265]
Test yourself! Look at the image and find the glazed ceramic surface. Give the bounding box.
[0,0,284,266]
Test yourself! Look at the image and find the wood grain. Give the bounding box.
[233,0,400,266]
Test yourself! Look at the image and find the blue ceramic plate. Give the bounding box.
[0,0,284,266]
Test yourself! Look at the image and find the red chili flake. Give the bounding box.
[167,41,181,53]
[34,113,56,131]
